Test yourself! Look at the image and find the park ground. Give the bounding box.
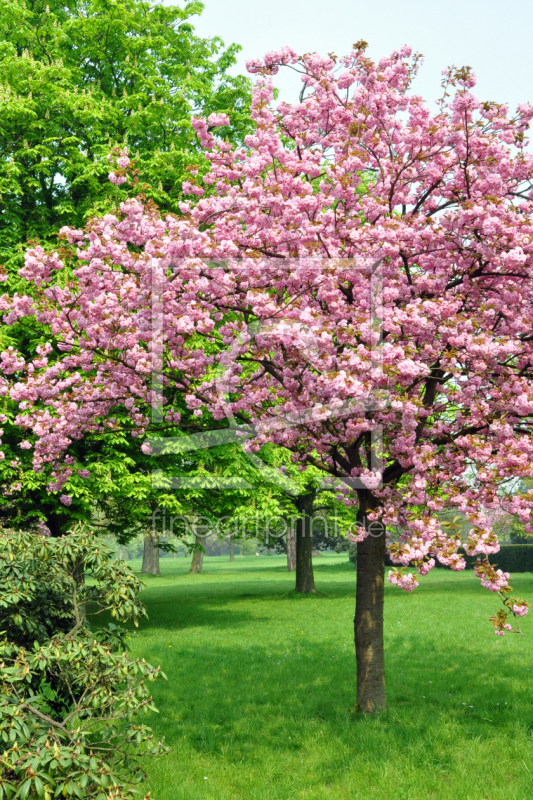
[122,554,533,800]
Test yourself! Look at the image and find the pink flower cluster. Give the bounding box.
[107,147,130,185]
[474,562,510,592]
[347,526,369,543]
[388,570,419,592]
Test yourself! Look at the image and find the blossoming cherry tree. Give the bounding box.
[6,43,533,712]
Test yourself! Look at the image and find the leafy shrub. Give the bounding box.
[334,540,350,554]
[0,527,167,799]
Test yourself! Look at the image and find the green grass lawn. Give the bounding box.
[123,554,533,800]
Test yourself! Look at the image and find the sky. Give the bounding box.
[187,0,532,111]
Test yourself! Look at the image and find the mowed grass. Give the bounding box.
[122,554,533,800]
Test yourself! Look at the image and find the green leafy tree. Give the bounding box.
[0,0,252,542]
[0,0,251,270]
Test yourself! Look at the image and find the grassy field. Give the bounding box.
[122,554,533,800]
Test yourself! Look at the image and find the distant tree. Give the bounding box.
[0,0,251,539]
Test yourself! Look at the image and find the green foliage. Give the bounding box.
[492,513,532,544]
[0,0,251,271]
[0,0,253,541]
[0,526,167,799]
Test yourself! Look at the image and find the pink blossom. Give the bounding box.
[388,570,419,592]
[418,558,435,576]
[108,172,127,185]
[207,113,230,127]
[347,525,369,543]
[5,42,533,640]
[37,519,51,537]
[475,563,510,592]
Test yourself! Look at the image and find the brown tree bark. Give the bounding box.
[354,496,386,713]
[141,534,160,575]
[229,540,235,562]
[286,528,296,572]
[189,545,204,573]
[294,492,316,593]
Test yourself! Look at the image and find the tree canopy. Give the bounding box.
[0,0,251,270]
[5,42,533,711]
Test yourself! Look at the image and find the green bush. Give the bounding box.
[0,526,167,800]
[460,544,533,573]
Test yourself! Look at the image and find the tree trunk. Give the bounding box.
[354,504,386,714]
[73,558,85,586]
[295,492,316,593]
[73,556,86,619]
[141,534,160,575]
[43,510,68,538]
[286,528,296,572]
[189,546,204,573]
[229,540,235,562]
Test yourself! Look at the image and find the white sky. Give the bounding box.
[186,0,532,110]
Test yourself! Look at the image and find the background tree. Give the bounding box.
[0,0,251,271]
[0,0,252,546]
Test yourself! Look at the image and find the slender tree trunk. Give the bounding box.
[189,545,204,573]
[73,555,86,619]
[229,540,235,562]
[295,492,316,593]
[354,501,386,713]
[141,534,160,575]
[286,528,296,572]
[44,510,67,538]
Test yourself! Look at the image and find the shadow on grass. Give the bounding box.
[136,596,268,632]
